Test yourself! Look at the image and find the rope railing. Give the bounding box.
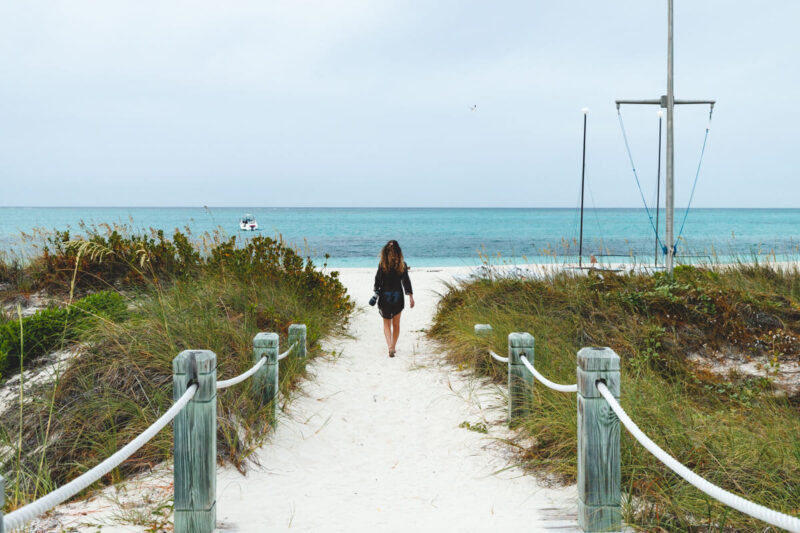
[217,341,298,389]
[597,382,800,533]
[277,341,299,362]
[518,355,577,393]
[3,384,198,531]
[475,324,800,532]
[476,323,575,392]
[2,323,308,533]
[216,356,267,389]
[488,350,509,363]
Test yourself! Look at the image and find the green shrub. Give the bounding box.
[71,290,128,323]
[28,227,353,307]
[0,291,129,374]
[35,228,203,291]
[0,307,70,372]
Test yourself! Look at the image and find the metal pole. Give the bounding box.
[655,111,663,267]
[579,108,588,268]
[665,0,675,275]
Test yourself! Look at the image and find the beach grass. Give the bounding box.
[0,227,353,510]
[429,262,800,532]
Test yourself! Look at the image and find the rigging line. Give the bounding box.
[675,127,710,241]
[570,159,584,254]
[675,105,714,243]
[617,108,666,251]
[571,175,582,245]
[585,176,605,251]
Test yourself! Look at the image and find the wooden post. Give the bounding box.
[1,474,5,533]
[507,332,534,426]
[577,347,621,532]
[474,324,492,337]
[253,332,279,416]
[288,324,307,360]
[173,350,217,533]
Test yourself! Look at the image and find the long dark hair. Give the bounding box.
[379,240,406,274]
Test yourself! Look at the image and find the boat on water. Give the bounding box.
[239,214,258,231]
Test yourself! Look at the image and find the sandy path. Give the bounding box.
[214,267,578,532]
[28,266,579,532]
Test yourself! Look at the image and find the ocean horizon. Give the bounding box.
[1,206,798,268]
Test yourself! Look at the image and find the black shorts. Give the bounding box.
[378,291,404,319]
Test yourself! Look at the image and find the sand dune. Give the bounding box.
[28,266,579,532]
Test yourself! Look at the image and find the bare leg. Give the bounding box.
[382,317,392,350]
[390,313,402,351]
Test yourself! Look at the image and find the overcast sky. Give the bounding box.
[0,1,798,208]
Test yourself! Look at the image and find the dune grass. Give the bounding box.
[0,227,353,512]
[429,263,800,532]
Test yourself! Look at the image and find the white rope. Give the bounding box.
[216,357,266,389]
[277,342,298,362]
[596,382,800,533]
[4,384,198,531]
[218,341,299,389]
[489,350,509,364]
[518,356,577,393]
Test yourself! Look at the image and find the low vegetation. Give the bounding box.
[429,263,800,532]
[0,290,127,377]
[0,226,353,510]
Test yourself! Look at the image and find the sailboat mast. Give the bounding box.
[655,111,663,267]
[665,0,676,274]
[616,0,713,273]
[579,108,588,268]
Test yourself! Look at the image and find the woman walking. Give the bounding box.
[370,240,414,357]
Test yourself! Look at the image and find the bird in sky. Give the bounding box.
[470,105,477,111]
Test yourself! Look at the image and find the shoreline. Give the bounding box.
[326,258,800,276]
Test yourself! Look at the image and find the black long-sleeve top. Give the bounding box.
[374,264,413,295]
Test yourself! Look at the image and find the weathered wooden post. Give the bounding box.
[173,350,217,533]
[288,324,307,360]
[253,332,279,416]
[577,347,621,532]
[1,474,5,533]
[474,323,493,337]
[508,332,534,426]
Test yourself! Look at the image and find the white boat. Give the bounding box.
[239,214,258,231]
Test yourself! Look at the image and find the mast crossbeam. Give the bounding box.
[616,98,715,108]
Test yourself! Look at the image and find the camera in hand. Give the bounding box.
[368,292,379,306]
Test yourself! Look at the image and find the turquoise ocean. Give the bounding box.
[0,207,798,268]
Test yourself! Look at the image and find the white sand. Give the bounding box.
[26,266,579,532]
[214,266,578,532]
